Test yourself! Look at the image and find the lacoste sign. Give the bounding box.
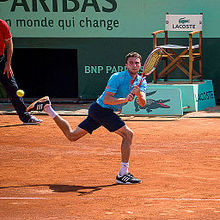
[165,14,203,31]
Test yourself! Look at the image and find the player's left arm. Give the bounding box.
[131,85,146,107]
[4,38,13,78]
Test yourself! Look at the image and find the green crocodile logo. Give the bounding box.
[179,17,190,24]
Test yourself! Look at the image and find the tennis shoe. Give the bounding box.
[116,173,142,184]
[26,96,51,112]
[23,116,43,125]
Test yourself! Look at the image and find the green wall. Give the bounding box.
[12,37,220,102]
[1,0,220,102]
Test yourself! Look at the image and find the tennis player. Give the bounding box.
[27,52,147,184]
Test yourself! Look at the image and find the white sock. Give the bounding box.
[44,105,58,119]
[119,162,129,176]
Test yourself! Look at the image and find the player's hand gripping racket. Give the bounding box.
[131,48,162,97]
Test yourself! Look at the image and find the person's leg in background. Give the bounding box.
[0,57,42,124]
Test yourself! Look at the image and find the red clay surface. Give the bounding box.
[0,114,220,219]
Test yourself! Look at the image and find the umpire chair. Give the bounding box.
[152,13,203,83]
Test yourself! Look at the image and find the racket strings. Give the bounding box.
[144,51,161,73]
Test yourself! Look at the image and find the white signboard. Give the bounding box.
[165,14,203,31]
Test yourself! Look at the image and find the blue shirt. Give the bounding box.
[96,70,147,111]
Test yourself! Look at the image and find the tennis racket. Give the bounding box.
[137,47,162,87]
[131,48,162,98]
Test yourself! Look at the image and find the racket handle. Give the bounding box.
[131,93,135,98]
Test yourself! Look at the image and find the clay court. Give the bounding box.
[0,104,220,219]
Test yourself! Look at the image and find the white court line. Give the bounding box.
[144,198,220,201]
[0,197,48,200]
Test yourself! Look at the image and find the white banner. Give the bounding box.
[165,14,203,31]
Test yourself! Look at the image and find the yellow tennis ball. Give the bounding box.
[16,89,25,97]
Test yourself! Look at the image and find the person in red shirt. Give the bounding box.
[0,19,42,124]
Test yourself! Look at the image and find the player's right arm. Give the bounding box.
[131,85,146,107]
[1,20,13,78]
[4,38,13,78]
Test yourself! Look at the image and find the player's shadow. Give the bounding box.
[49,184,118,196]
[0,183,118,196]
[0,123,40,128]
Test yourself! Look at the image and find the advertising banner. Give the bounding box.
[0,0,219,38]
[122,88,183,116]
[165,14,203,31]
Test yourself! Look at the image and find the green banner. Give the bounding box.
[0,0,220,38]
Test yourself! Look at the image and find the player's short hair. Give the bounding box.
[125,52,142,64]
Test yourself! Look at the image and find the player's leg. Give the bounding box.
[90,106,132,165]
[88,103,141,184]
[26,97,100,141]
[53,115,89,141]
[114,125,133,163]
[114,125,141,184]
[114,125,132,176]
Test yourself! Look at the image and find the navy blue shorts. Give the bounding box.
[78,102,125,134]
